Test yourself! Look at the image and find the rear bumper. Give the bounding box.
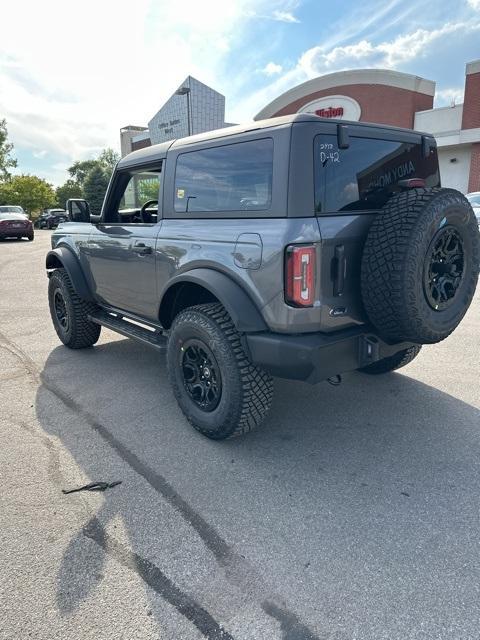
[0,230,31,238]
[245,326,415,384]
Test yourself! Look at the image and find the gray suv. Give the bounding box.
[46,114,480,439]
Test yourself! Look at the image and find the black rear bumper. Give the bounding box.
[245,326,415,384]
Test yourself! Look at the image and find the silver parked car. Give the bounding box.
[466,192,480,226]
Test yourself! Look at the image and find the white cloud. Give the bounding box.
[262,62,283,75]
[0,0,282,184]
[230,18,480,122]
[298,21,480,76]
[434,87,465,107]
[467,0,480,9]
[272,10,299,23]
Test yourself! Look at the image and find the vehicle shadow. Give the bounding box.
[35,337,480,639]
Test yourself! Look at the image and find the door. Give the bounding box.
[86,167,163,320]
[313,133,440,330]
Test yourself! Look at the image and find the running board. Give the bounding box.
[89,311,167,352]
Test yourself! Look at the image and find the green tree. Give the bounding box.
[67,159,99,188]
[98,148,120,176]
[0,174,56,215]
[83,165,109,216]
[67,148,119,188]
[0,119,17,181]
[56,179,83,209]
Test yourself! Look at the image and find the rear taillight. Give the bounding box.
[285,245,316,307]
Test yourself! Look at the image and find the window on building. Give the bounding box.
[314,135,440,213]
[174,138,273,213]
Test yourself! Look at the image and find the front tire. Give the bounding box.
[167,303,273,439]
[27,232,34,241]
[358,345,422,375]
[48,269,101,348]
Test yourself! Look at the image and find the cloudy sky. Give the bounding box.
[1,0,479,185]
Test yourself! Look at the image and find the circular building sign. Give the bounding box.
[298,95,361,121]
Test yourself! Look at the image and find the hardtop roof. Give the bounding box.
[117,113,431,169]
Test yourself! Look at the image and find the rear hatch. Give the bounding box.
[313,126,440,331]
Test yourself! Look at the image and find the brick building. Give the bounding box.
[255,62,480,194]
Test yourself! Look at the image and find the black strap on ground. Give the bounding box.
[62,481,122,494]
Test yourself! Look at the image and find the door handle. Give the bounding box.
[133,242,153,255]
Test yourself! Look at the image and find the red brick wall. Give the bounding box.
[468,143,480,192]
[273,83,433,128]
[131,137,151,151]
[462,72,480,130]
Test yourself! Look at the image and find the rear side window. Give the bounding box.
[174,138,273,213]
[314,135,440,213]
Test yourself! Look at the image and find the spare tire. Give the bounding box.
[361,188,479,344]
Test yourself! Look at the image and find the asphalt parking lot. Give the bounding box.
[1,230,479,640]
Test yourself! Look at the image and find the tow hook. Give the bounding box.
[327,374,342,386]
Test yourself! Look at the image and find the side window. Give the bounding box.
[105,168,161,224]
[174,138,273,213]
[314,135,440,213]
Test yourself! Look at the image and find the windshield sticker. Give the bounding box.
[176,188,185,199]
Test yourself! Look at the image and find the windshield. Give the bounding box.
[0,212,28,221]
[0,205,24,214]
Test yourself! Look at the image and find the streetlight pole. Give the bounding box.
[175,86,191,136]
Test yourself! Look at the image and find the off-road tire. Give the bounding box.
[361,188,479,344]
[167,303,273,439]
[358,345,422,375]
[48,268,101,348]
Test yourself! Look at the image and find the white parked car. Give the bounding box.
[466,192,480,226]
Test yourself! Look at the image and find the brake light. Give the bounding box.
[285,245,316,307]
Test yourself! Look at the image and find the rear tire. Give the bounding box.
[358,345,422,375]
[167,303,273,439]
[48,269,101,348]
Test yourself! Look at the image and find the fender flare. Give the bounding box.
[46,247,94,302]
[160,268,268,333]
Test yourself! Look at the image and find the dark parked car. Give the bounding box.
[0,208,34,241]
[45,114,480,439]
[37,209,67,229]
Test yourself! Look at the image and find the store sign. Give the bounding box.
[298,95,361,121]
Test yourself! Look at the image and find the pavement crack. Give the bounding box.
[39,370,320,636]
[83,516,234,640]
[0,328,320,638]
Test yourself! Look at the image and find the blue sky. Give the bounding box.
[1,0,479,185]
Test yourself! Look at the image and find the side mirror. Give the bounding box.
[66,198,91,223]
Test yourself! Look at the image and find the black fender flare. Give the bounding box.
[46,247,94,302]
[159,268,267,333]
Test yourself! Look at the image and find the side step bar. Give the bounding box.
[89,311,167,352]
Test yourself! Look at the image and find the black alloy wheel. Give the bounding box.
[423,225,465,311]
[180,338,222,412]
[54,289,69,332]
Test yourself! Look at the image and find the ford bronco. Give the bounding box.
[46,114,480,439]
